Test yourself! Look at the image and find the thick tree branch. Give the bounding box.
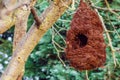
[0,0,30,34]
[13,5,30,80]
[0,16,15,34]
[0,0,72,80]
[13,5,30,51]
[0,0,17,34]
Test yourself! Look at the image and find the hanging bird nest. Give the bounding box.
[66,0,106,70]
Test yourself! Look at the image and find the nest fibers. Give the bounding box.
[66,0,106,70]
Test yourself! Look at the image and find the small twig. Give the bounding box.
[92,5,120,12]
[30,6,41,28]
[60,0,73,10]
[104,23,116,67]
[106,14,120,39]
[85,70,89,80]
[86,0,120,19]
[115,48,120,52]
[71,0,75,10]
[51,27,66,68]
[96,7,117,68]
[53,40,65,50]
[94,0,101,5]
[104,0,120,19]
[52,26,66,44]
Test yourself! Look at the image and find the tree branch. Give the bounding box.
[0,0,30,34]
[13,5,30,80]
[0,0,16,34]
[13,5,30,51]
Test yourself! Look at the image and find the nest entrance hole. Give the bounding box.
[76,33,88,47]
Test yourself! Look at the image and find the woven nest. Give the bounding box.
[66,0,106,70]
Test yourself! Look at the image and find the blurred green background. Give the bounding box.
[0,0,120,80]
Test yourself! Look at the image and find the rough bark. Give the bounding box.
[13,5,30,51]
[0,0,72,80]
[0,0,30,34]
[13,5,30,80]
[0,0,17,34]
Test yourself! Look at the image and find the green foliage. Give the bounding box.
[0,0,120,80]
